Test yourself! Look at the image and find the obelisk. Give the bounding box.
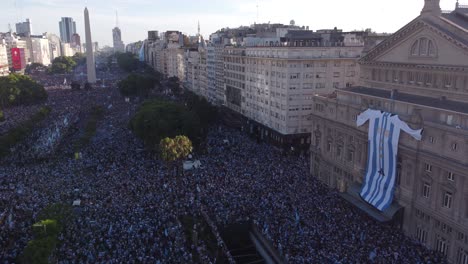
[84,7,96,83]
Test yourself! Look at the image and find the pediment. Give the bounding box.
[361,18,468,67]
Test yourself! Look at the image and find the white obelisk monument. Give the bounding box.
[84,7,96,83]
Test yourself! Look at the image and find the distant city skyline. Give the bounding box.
[0,0,459,47]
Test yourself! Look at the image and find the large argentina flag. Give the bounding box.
[358,109,422,211]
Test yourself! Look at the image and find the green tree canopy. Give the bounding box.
[71,53,86,65]
[184,91,218,128]
[0,74,47,108]
[130,100,201,151]
[48,56,77,74]
[118,73,156,97]
[116,52,139,72]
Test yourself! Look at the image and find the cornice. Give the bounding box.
[360,17,468,63]
[360,61,468,72]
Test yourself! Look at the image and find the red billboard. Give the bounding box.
[11,48,22,70]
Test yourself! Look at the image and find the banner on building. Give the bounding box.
[11,48,22,70]
[358,109,422,211]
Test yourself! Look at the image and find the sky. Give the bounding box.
[0,0,459,47]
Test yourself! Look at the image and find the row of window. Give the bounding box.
[422,182,454,209]
[367,68,468,91]
[425,135,461,152]
[424,163,457,181]
[417,226,468,262]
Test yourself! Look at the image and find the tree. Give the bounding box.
[71,53,86,66]
[118,73,156,97]
[130,100,201,151]
[160,135,193,176]
[0,74,47,109]
[25,63,46,74]
[184,91,218,128]
[116,52,139,72]
[48,56,76,74]
[167,76,182,95]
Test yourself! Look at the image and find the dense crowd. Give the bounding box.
[0,70,447,263]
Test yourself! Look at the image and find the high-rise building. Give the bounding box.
[308,1,468,263]
[71,33,81,52]
[112,12,125,53]
[112,27,125,53]
[59,17,77,43]
[15,19,32,36]
[46,33,62,60]
[28,35,51,66]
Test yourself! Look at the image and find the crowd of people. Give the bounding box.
[0,68,447,263]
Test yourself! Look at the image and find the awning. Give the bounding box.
[339,183,403,223]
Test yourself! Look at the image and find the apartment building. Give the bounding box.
[308,1,468,263]
[185,45,208,98]
[221,29,365,152]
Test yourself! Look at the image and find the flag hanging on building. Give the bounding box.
[357,109,422,211]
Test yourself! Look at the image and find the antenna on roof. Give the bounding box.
[116,11,119,28]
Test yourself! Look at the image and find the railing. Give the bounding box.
[200,205,236,264]
[250,224,286,264]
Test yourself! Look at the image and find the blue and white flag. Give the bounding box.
[358,109,422,211]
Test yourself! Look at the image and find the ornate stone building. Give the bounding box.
[309,1,468,263]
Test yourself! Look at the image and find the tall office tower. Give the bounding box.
[59,17,77,43]
[15,19,32,36]
[112,12,125,53]
[84,8,96,83]
[112,27,125,53]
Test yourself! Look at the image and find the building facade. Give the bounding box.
[309,1,468,263]
[46,33,62,60]
[15,19,32,36]
[0,42,9,76]
[112,27,125,53]
[71,33,81,53]
[59,17,76,43]
[30,36,51,66]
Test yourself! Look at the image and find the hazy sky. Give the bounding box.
[0,0,459,47]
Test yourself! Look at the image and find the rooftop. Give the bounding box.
[342,86,468,114]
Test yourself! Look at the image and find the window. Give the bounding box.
[423,182,431,198]
[316,83,326,89]
[315,104,324,112]
[425,163,432,172]
[347,71,356,77]
[410,37,437,57]
[429,136,435,144]
[333,72,340,78]
[457,248,468,264]
[327,141,332,152]
[347,149,354,162]
[417,227,428,244]
[443,192,453,209]
[333,82,340,88]
[448,172,455,181]
[336,145,343,157]
[436,236,449,256]
[451,142,458,151]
